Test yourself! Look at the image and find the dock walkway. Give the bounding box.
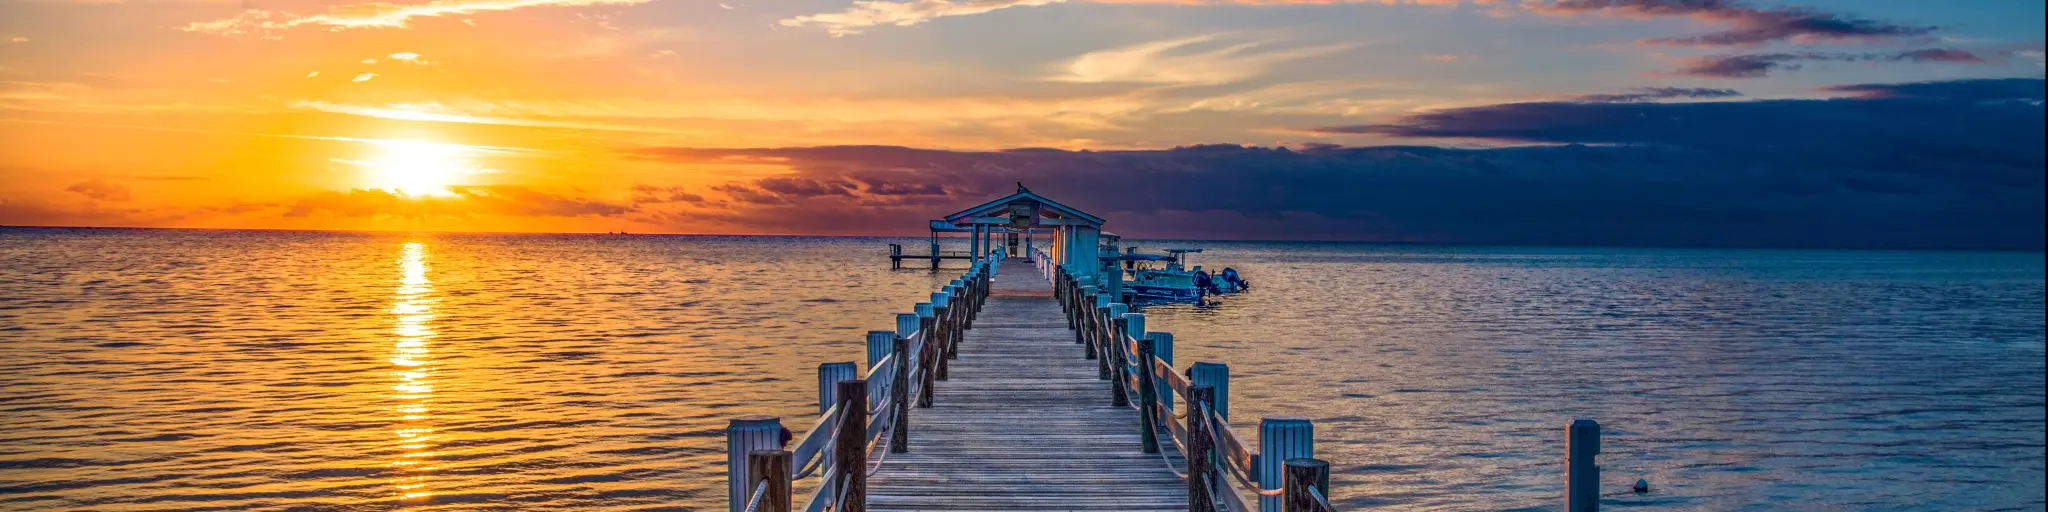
[866,259,1187,510]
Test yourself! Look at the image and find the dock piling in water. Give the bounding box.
[725,417,785,512]
[816,362,856,416]
[1259,417,1316,512]
[1567,418,1602,512]
[1191,362,1229,420]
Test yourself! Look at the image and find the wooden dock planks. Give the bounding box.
[867,261,1188,511]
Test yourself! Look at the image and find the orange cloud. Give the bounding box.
[65,179,133,202]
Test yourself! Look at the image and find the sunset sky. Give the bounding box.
[1,0,2043,247]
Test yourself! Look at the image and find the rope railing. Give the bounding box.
[1053,265,1340,512]
[727,256,998,512]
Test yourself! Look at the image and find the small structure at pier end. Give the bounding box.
[891,184,1107,271]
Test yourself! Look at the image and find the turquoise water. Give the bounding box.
[1,228,2042,510]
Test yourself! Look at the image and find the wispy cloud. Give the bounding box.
[1052,34,1353,86]
[779,0,1459,35]
[1678,49,1985,78]
[1570,87,1741,102]
[1525,0,1936,47]
[778,0,1064,36]
[182,0,654,37]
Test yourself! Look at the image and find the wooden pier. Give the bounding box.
[727,187,1613,512]
[864,262,1187,510]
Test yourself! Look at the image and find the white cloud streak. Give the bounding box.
[777,0,1065,36]
[182,0,654,37]
[1052,34,1353,86]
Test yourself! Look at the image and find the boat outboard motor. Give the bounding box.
[1193,270,1219,295]
[1221,267,1248,291]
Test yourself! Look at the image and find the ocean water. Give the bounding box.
[0,228,2041,511]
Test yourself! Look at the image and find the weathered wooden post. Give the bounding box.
[1282,458,1331,512]
[1190,362,1229,420]
[747,449,793,512]
[1258,417,1315,512]
[1567,419,1601,512]
[931,291,951,381]
[914,303,936,408]
[1136,334,1160,454]
[890,330,911,453]
[945,283,964,358]
[1093,305,1113,377]
[1187,385,1217,512]
[1107,313,1130,407]
[1149,332,1174,414]
[726,417,785,512]
[834,380,868,512]
[1078,285,1097,348]
[817,362,857,416]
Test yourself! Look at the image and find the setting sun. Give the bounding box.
[363,140,474,196]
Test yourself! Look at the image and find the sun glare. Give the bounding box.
[367,140,471,196]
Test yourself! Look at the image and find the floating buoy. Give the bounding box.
[1633,478,1650,494]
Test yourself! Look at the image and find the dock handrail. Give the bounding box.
[1052,260,1335,512]
[726,255,998,512]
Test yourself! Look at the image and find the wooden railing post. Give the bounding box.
[747,449,793,512]
[1136,334,1160,454]
[726,417,785,512]
[1282,458,1331,512]
[1107,313,1129,407]
[914,303,936,408]
[946,283,964,359]
[817,362,857,416]
[1187,385,1217,512]
[1078,285,1097,349]
[1567,419,1601,512]
[1258,417,1314,512]
[890,332,911,453]
[834,380,868,512]
[931,291,951,382]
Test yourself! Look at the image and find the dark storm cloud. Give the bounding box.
[1530,0,1937,47]
[1826,77,2047,102]
[1679,49,1986,78]
[632,78,2043,250]
[1572,87,1743,102]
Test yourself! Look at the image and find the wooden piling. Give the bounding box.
[726,416,784,512]
[1258,417,1315,512]
[817,362,857,416]
[747,449,793,512]
[1190,362,1229,420]
[834,380,868,512]
[1187,385,1217,512]
[1149,332,1174,414]
[1283,458,1331,512]
[1567,419,1600,512]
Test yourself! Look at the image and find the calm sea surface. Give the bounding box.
[1,228,2042,511]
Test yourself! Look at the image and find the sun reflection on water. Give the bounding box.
[390,241,438,504]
